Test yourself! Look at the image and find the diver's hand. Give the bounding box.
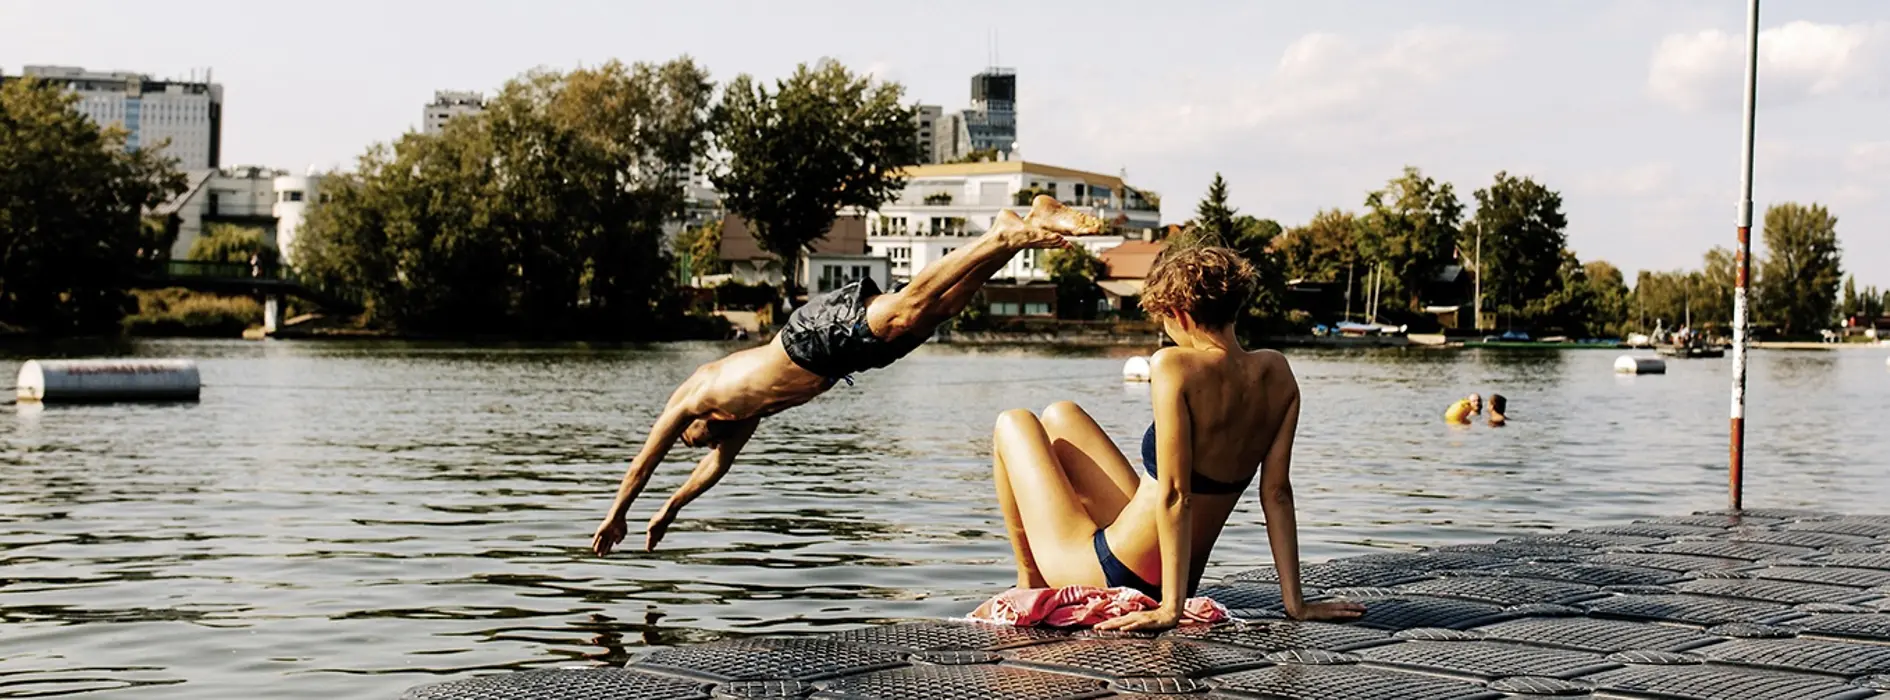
[591,513,628,557]
[644,506,677,551]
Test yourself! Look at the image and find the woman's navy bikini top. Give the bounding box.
[1141,422,1253,495]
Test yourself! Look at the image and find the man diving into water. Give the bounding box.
[591,196,1105,556]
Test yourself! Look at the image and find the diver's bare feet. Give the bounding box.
[1025,194,1106,235]
[991,209,1070,250]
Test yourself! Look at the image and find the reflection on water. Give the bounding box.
[2,339,1887,699]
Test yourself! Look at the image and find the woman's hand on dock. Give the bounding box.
[1288,601,1367,622]
[591,514,628,556]
[1092,607,1180,633]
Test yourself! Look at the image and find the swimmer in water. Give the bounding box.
[590,196,1104,556]
[1444,393,1482,424]
[1487,394,1507,427]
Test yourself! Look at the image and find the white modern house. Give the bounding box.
[271,172,324,266]
[859,160,1162,284]
[152,166,323,264]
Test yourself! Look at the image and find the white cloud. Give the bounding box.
[1577,162,1676,197]
[1848,141,1890,175]
[1648,21,1890,111]
[862,60,900,84]
[1061,26,1505,157]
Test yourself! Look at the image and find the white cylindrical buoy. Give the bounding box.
[1123,356,1152,382]
[17,359,201,403]
[1615,355,1666,375]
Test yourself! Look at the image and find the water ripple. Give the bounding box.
[1,340,1887,698]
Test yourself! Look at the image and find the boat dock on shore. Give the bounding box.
[404,509,1890,700]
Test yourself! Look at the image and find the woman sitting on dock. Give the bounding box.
[988,246,1364,631]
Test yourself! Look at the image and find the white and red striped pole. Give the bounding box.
[1729,0,1760,511]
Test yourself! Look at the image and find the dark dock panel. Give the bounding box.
[402,510,1890,699]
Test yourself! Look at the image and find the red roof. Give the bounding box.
[1099,240,1164,280]
[718,214,867,261]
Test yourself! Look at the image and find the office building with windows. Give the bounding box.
[6,65,223,170]
[423,90,485,134]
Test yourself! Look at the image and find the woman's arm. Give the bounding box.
[1096,350,1192,631]
[1260,359,1364,621]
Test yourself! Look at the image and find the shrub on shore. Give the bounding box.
[123,288,260,337]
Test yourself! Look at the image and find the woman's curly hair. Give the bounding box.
[1139,245,1257,327]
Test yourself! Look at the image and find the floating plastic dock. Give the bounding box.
[403,510,1890,699]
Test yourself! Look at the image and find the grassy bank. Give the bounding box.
[123,288,260,338]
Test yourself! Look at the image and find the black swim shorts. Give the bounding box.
[780,277,930,380]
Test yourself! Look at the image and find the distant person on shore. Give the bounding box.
[590,196,1104,556]
[1487,394,1508,427]
[1444,393,1482,424]
[985,246,1365,630]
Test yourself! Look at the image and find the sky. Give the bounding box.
[4,0,1885,288]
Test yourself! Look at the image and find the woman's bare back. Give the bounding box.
[1107,346,1298,588]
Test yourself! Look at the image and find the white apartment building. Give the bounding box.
[12,65,223,170]
[423,90,485,134]
[860,161,1161,284]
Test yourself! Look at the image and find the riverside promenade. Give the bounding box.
[403,510,1890,700]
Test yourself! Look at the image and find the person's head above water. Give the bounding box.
[1140,246,1257,341]
[1468,393,1483,415]
[1488,394,1507,425]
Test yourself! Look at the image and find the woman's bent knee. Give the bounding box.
[1040,401,1090,430]
[995,408,1041,436]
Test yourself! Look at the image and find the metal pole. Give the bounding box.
[1474,228,1483,332]
[1729,0,1760,512]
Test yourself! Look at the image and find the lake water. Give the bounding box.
[2,339,1888,699]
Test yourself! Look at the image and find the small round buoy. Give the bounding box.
[17,359,201,403]
[1615,355,1665,375]
[1123,356,1151,382]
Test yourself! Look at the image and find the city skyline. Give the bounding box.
[2,0,1884,287]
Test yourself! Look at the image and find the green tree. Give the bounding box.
[1863,286,1884,320]
[948,147,999,164]
[673,219,725,280]
[1521,251,1593,335]
[1277,209,1361,283]
[1166,209,1289,337]
[0,78,188,333]
[1011,186,1053,206]
[1193,173,1237,244]
[1698,246,1743,332]
[712,60,918,299]
[1839,275,1860,320]
[1360,167,1463,312]
[1043,245,1105,320]
[1230,216,1287,327]
[1581,260,1630,338]
[1462,172,1568,325]
[1756,202,1843,337]
[294,58,714,336]
[189,222,276,265]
